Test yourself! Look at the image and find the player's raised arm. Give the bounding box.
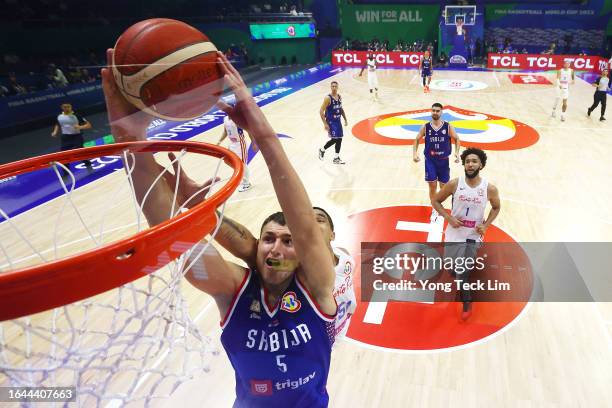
[101,48,244,315]
[216,53,336,313]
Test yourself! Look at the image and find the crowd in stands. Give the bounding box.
[0,50,103,98]
[2,0,309,26]
[337,38,435,54]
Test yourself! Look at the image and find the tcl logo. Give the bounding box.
[332,51,422,67]
[487,53,599,71]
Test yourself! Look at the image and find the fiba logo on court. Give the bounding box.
[429,79,488,91]
[341,205,530,351]
[352,105,539,150]
[449,55,467,64]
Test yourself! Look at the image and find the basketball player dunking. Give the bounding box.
[419,50,434,93]
[552,60,575,122]
[102,51,337,407]
[319,81,348,164]
[154,160,358,341]
[217,114,252,192]
[359,54,379,99]
[413,103,460,219]
[431,148,501,320]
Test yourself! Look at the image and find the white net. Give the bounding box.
[0,143,239,407]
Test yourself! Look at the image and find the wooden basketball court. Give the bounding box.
[2,67,611,407]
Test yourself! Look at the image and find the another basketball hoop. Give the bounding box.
[0,140,242,406]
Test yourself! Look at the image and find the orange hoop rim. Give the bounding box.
[0,141,243,321]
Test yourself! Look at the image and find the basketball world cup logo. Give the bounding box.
[352,106,539,150]
[281,292,301,313]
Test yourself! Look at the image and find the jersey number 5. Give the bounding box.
[276,354,287,373]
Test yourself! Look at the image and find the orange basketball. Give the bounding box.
[112,18,223,121]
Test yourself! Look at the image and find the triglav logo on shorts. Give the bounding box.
[352,106,539,150]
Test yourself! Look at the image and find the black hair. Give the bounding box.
[260,211,286,234]
[432,102,443,109]
[260,207,334,234]
[331,81,338,85]
[313,207,334,232]
[460,147,487,168]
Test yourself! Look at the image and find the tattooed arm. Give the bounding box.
[215,210,258,267]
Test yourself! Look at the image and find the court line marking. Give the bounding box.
[492,71,500,87]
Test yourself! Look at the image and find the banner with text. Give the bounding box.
[332,51,424,68]
[485,2,611,29]
[487,53,605,71]
[0,82,104,130]
[339,4,440,44]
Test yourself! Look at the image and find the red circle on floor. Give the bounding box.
[338,205,531,351]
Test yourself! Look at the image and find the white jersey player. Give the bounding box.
[331,245,356,340]
[552,60,575,122]
[218,115,251,192]
[431,148,500,320]
[359,54,379,99]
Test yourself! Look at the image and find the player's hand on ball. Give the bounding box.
[102,48,152,142]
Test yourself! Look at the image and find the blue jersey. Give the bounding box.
[325,94,342,124]
[421,57,432,76]
[424,121,452,159]
[220,269,336,408]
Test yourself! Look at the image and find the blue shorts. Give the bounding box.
[421,69,432,78]
[425,157,450,183]
[328,120,343,139]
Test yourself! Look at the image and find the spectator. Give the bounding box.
[438,52,448,67]
[289,5,298,16]
[81,68,97,83]
[49,64,69,87]
[8,73,27,95]
[0,84,9,97]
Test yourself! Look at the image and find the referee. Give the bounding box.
[587,68,609,122]
[51,102,93,175]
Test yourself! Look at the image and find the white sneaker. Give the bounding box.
[333,157,346,165]
[551,110,556,118]
[238,183,252,192]
[561,116,565,122]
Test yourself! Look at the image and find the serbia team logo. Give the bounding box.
[281,292,301,313]
[352,106,539,150]
[334,205,532,352]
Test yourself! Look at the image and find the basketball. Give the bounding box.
[112,18,223,121]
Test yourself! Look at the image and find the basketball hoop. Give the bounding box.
[0,140,242,406]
